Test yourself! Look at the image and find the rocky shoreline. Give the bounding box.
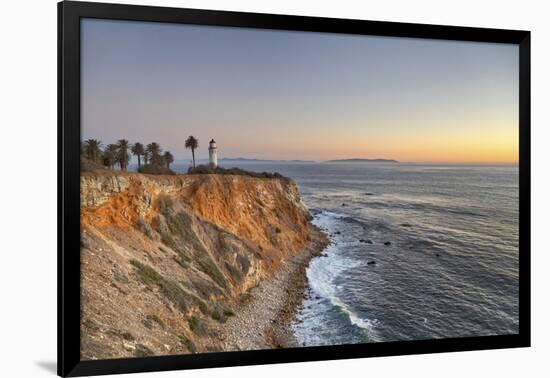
[218,225,329,351]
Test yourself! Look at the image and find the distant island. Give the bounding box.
[325,158,399,163]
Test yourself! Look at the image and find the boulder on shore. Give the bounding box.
[359,239,374,244]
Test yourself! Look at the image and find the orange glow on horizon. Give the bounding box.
[218,119,519,164]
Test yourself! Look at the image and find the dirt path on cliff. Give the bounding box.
[217,227,328,351]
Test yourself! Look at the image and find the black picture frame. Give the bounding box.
[58,1,531,376]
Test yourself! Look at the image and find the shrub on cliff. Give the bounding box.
[187,316,208,336]
[138,163,175,175]
[81,157,108,172]
[187,164,285,179]
[178,335,197,353]
[137,216,155,239]
[129,259,189,312]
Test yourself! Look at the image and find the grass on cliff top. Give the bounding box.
[187,164,286,179]
[138,163,176,175]
[81,157,110,173]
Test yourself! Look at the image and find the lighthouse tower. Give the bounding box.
[208,139,218,168]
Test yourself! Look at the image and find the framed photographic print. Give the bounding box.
[58,1,530,376]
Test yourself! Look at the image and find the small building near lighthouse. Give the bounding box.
[208,139,218,168]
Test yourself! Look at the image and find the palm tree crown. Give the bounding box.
[116,139,131,171]
[146,142,163,166]
[102,144,119,170]
[131,142,145,169]
[163,151,174,169]
[185,136,198,168]
[83,139,103,163]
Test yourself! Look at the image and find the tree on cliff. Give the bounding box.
[146,142,164,166]
[83,139,102,163]
[163,151,174,169]
[185,136,198,168]
[131,142,145,169]
[143,149,149,165]
[102,144,119,170]
[116,139,131,171]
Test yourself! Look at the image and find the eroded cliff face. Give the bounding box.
[79,172,315,359]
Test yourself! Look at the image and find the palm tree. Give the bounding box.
[143,151,149,165]
[116,139,131,171]
[131,142,145,170]
[163,151,174,169]
[146,142,163,166]
[185,136,198,168]
[83,139,102,163]
[102,144,118,170]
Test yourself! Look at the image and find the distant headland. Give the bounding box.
[325,158,399,163]
[221,157,314,163]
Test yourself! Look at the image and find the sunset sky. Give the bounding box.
[81,19,519,164]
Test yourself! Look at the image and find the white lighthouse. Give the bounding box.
[208,139,218,168]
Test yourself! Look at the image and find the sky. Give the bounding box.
[81,18,519,164]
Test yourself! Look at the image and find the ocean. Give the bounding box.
[176,161,520,346]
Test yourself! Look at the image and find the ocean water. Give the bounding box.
[180,162,520,345]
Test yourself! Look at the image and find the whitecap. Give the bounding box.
[296,211,382,344]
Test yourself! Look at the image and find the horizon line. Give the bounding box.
[162,157,519,166]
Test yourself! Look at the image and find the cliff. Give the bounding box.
[79,172,318,359]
